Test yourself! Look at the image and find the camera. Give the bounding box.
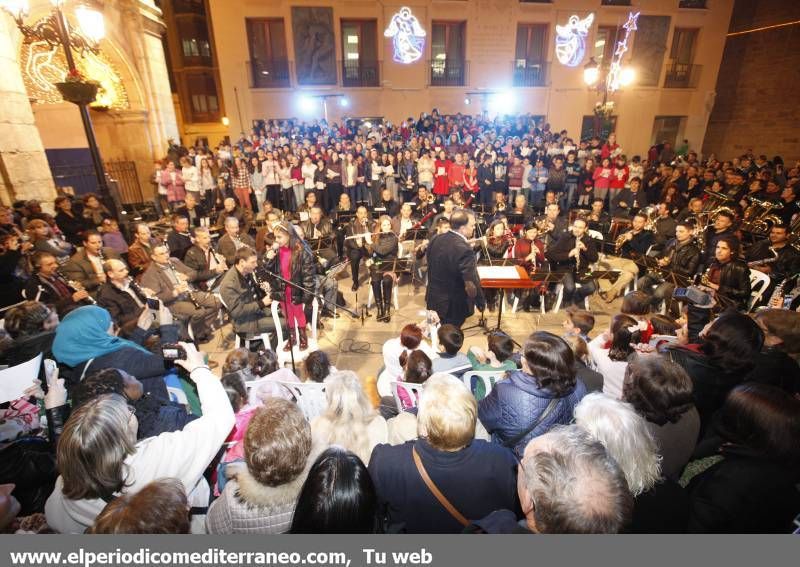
[146,297,161,310]
[673,286,714,308]
[161,343,186,361]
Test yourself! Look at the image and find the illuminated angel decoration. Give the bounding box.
[384,7,426,64]
[555,13,594,67]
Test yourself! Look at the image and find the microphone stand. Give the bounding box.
[259,264,359,372]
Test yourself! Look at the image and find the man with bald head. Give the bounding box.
[468,426,632,534]
[97,258,158,337]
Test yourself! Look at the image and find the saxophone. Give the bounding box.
[700,266,713,287]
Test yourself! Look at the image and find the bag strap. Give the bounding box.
[412,445,469,527]
[78,358,95,383]
[503,396,560,449]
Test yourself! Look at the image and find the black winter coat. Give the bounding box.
[265,244,316,305]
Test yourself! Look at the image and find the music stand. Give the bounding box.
[476,265,539,336]
[335,212,356,227]
[376,258,413,275]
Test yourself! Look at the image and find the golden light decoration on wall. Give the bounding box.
[20,37,129,110]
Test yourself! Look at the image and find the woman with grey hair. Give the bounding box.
[311,371,388,464]
[369,374,519,533]
[573,393,689,533]
[45,343,234,534]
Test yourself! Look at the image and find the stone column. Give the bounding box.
[0,14,57,207]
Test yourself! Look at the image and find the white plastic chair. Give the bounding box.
[748,269,771,312]
[276,380,327,421]
[216,292,271,350]
[390,381,425,412]
[270,300,318,367]
[551,283,591,313]
[462,370,504,400]
[366,283,400,310]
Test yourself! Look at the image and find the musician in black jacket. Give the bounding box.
[165,215,193,261]
[375,187,400,218]
[96,258,154,338]
[174,193,208,227]
[546,218,599,309]
[477,153,495,207]
[425,210,485,327]
[182,226,228,290]
[745,223,800,304]
[369,215,400,323]
[637,221,701,314]
[218,247,276,337]
[702,235,752,310]
[344,206,374,292]
[25,251,91,316]
[598,212,654,303]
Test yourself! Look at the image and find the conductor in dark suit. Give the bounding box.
[425,210,485,327]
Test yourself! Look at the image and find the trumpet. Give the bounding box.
[614,231,631,255]
[426,193,436,204]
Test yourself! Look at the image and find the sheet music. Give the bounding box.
[477,266,522,280]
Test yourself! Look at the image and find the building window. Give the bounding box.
[186,73,220,122]
[514,23,548,86]
[430,21,466,86]
[651,116,686,147]
[665,28,700,88]
[679,0,707,8]
[341,19,379,87]
[593,25,617,68]
[177,18,212,66]
[581,114,618,141]
[246,18,290,88]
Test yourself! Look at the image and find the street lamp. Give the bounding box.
[1,0,112,210]
[583,57,636,137]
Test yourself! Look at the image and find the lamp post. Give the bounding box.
[1,0,111,206]
[583,56,636,137]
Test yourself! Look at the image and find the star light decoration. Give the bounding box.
[555,13,594,67]
[606,11,640,93]
[383,6,426,64]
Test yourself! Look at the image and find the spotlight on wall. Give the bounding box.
[488,91,515,115]
[339,97,349,107]
[221,116,230,126]
[464,96,471,105]
[298,95,316,114]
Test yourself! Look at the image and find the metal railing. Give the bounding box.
[248,59,291,88]
[512,61,548,87]
[428,59,468,87]
[341,59,380,87]
[50,160,143,204]
[664,62,702,88]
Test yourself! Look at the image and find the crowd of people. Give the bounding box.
[0,109,799,534]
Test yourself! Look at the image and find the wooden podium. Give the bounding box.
[477,265,539,335]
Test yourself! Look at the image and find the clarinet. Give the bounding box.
[60,273,97,304]
[167,260,201,308]
[128,278,151,305]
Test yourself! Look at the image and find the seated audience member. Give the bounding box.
[396,350,433,411]
[686,383,800,533]
[99,219,128,256]
[51,305,177,396]
[563,333,603,393]
[88,479,190,534]
[206,398,320,534]
[621,356,699,481]
[377,323,437,397]
[45,343,233,534]
[650,314,681,337]
[749,309,800,395]
[304,350,333,383]
[369,374,519,533]
[310,371,388,464]
[562,306,595,343]
[26,219,71,261]
[468,426,632,534]
[431,324,470,374]
[70,368,196,440]
[222,348,298,402]
[215,371,261,494]
[663,310,764,433]
[574,393,689,533]
[290,447,381,534]
[479,332,587,458]
[620,291,654,344]
[588,314,642,400]
[467,332,517,373]
[0,301,58,370]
